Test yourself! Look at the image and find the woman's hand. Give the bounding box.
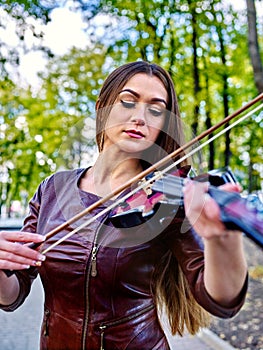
[183,181,247,306]
[0,231,46,271]
[183,180,242,239]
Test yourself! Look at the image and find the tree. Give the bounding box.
[246,0,263,93]
[1,0,263,215]
[0,43,109,215]
[0,0,57,80]
[38,45,107,170]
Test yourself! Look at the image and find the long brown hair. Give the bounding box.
[96,61,186,167]
[96,61,210,335]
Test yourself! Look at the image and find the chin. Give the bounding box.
[120,139,155,152]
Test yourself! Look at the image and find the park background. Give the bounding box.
[0,0,263,218]
[0,1,263,349]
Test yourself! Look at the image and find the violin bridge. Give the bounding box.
[138,171,162,196]
[138,178,153,195]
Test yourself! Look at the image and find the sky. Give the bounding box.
[18,8,89,86]
[2,0,262,87]
[32,0,252,55]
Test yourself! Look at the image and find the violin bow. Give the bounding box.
[41,93,263,254]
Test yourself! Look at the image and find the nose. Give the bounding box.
[132,118,145,126]
[131,103,146,126]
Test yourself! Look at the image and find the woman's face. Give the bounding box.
[102,73,168,155]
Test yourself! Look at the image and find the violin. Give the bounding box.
[109,167,263,249]
[4,166,262,279]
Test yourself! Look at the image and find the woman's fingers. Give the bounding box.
[183,181,226,238]
[219,182,242,192]
[0,230,45,244]
[0,231,46,270]
[183,180,210,219]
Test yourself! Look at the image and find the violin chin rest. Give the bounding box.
[109,202,182,229]
[109,208,154,228]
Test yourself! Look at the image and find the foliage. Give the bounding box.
[38,45,107,170]
[1,0,56,17]
[0,0,57,81]
[95,0,262,184]
[0,44,108,213]
[0,0,262,216]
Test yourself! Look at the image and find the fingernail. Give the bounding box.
[38,255,46,261]
[34,261,42,267]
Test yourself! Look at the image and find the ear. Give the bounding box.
[96,99,100,111]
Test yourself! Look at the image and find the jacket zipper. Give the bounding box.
[43,309,50,336]
[91,245,98,277]
[81,215,108,350]
[98,304,155,350]
[81,251,93,349]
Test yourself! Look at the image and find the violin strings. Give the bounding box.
[41,169,165,254]
[41,103,263,254]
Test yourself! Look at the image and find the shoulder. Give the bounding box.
[37,168,86,197]
[43,168,85,186]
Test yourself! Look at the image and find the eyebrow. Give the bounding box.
[119,89,168,107]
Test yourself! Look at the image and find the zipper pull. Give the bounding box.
[44,309,50,336]
[91,245,98,277]
[99,325,106,350]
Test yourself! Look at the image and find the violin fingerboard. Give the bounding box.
[209,187,263,249]
[151,175,184,199]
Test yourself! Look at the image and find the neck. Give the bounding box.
[95,150,143,182]
[81,149,143,197]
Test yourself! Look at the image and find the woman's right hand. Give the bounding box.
[0,231,46,271]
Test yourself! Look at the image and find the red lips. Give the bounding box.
[124,129,145,139]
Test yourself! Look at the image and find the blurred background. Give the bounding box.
[0,2,263,349]
[0,0,263,220]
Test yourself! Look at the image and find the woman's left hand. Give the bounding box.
[184,180,248,305]
[183,180,242,239]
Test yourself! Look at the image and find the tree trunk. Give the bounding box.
[187,0,200,137]
[246,0,263,93]
[203,59,215,170]
[216,13,231,167]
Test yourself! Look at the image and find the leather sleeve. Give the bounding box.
[0,267,38,312]
[0,182,43,312]
[163,213,248,318]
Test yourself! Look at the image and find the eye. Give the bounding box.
[148,107,164,117]
[120,100,136,109]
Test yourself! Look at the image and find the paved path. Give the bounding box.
[0,277,236,350]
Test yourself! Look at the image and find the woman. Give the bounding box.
[0,61,248,349]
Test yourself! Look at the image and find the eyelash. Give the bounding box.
[120,100,164,117]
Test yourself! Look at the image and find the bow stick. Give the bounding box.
[40,93,263,253]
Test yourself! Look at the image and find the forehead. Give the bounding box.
[121,73,168,101]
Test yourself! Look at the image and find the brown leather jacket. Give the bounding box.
[0,168,248,350]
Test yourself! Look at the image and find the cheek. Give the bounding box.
[148,126,162,142]
[105,115,118,132]
[105,105,127,129]
[148,118,165,139]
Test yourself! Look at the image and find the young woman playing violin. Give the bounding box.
[0,61,248,349]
